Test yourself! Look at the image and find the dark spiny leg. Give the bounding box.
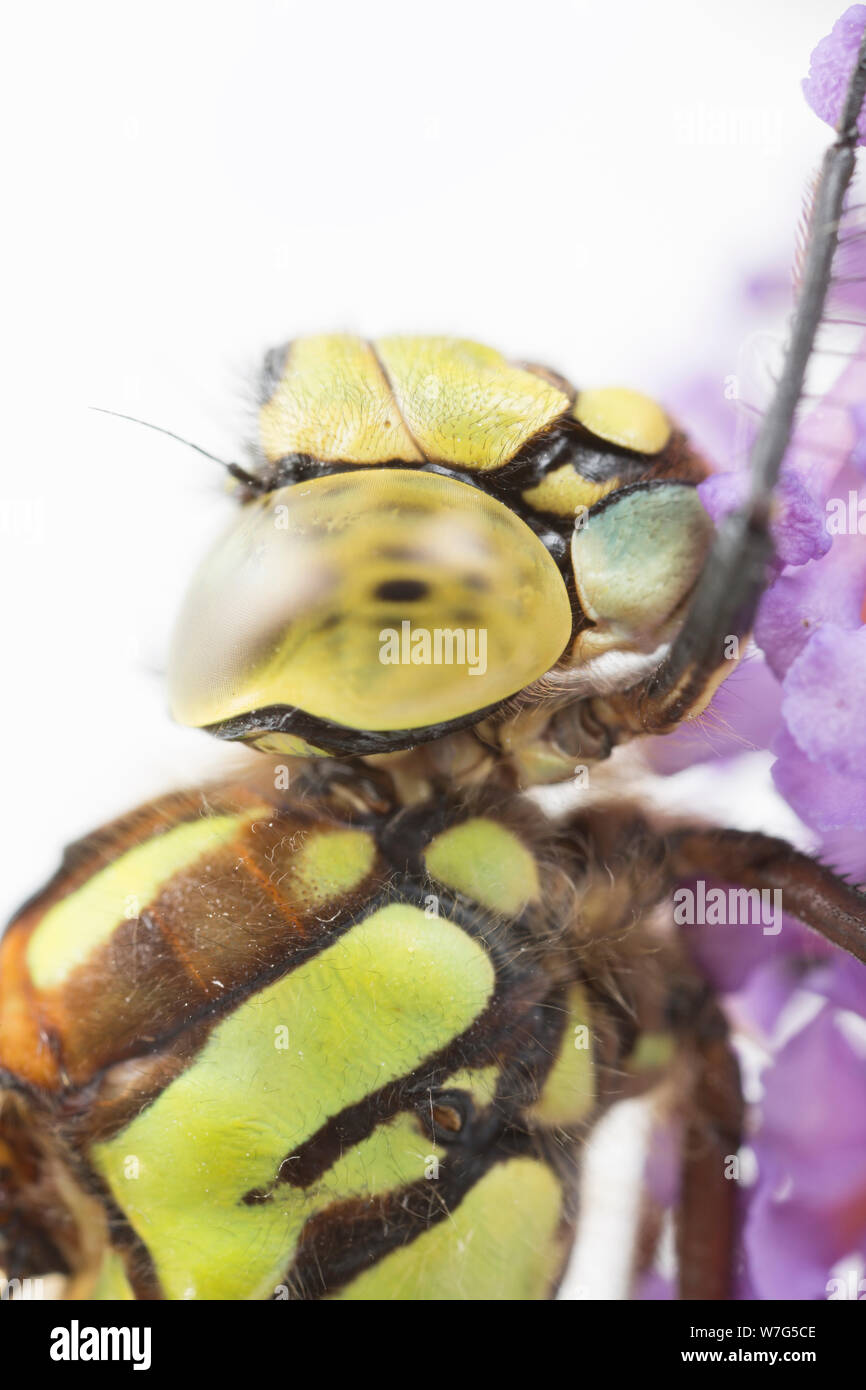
[583,33,866,742]
[557,806,863,1296]
[555,807,743,1298]
[668,827,866,966]
[561,804,866,965]
[623,971,743,1301]
[667,982,744,1301]
[0,1088,109,1296]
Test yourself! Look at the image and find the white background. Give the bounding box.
[0,0,846,1297]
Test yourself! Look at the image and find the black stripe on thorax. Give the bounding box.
[239,878,562,1201]
[282,1136,552,1301]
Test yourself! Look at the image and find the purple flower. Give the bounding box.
[772,726,866,831]
[633,9,866,1302]
[755,531,866,681]
[744,1001,866,1299]
[686,906,834,1000]
[802,5,866,144]
[852,403,866,473]
[759,487,866,829]
[634,1270,675,1301]
[780,624,866,779]
[699,468,831,567]
[684,370,866,832]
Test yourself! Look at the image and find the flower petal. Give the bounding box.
[802,5,866,145]
[755,535,866,679]
[698,470,830,566]
[745,1005,866,1298]
[772,727,866,830]
[683,893,831,995]
[781,624,866,778]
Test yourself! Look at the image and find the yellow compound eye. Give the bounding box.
[573,388,671,454]
[168,469,572,745]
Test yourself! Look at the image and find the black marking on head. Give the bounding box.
[377,545,426,562]
[241,407,708,635]
[205,696,511,757]
[373,578,430,602]
[585,476,700,520]
[462,572,489,591]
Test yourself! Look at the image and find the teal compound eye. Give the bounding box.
[569,482,715,664]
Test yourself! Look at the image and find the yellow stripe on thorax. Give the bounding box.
[91,902,494,1300]
[439,1064,500,1109]
[285,827,377,907]
[330,1158,565,1301]
[26,809,268,991]
[528,984,595,1127]
[89,1249,136,1300]
[425,817,540,916]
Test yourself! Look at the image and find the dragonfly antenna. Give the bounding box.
[90,406,262,489]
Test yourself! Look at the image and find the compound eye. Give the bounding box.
[168,469,572,744]
[573,387,671,455]
[570,482,714,659]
